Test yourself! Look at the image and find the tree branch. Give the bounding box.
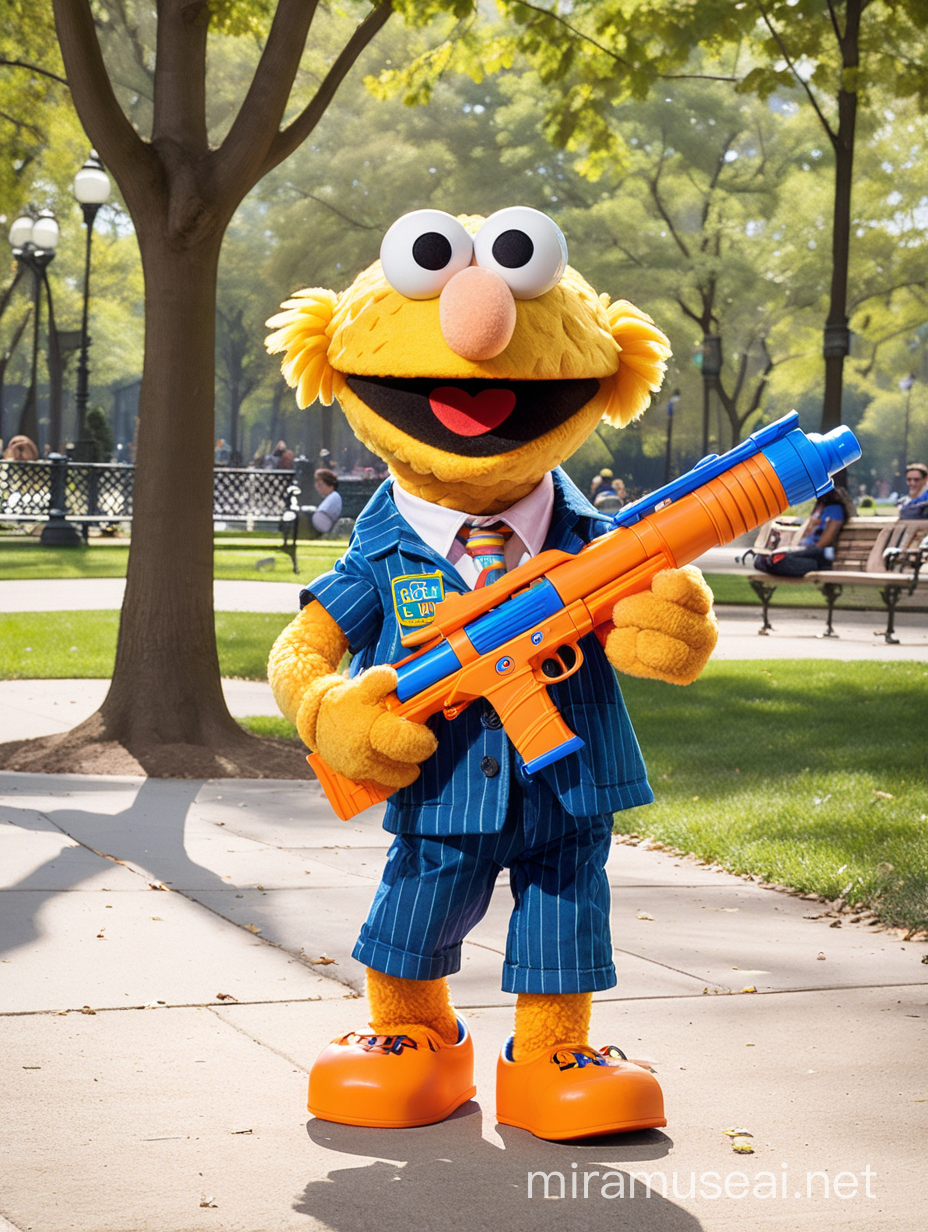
[262,2,394,177]
[291,188,380,231]
[151,0,210,153]
[0,266,28,324]
[51,0,151,184]
[0,109,45,140]
[825,0,844,47]
[676,296,705,328]
[508,0,633,69]
[647,144,691,260]
[849,277,928,312]
[215,0,322,198]
[755,0,837,147]
[0,57,69,87]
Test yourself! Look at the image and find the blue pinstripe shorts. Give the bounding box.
[352,786,617,994]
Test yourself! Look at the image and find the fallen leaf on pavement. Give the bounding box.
[245,924,261,934]
[723,1128,755,1153]
[215,993,237,1002]
[312,954,336,965]
[150,916,163,922]
[741,986,757,994]
[817,951,826,960]
[636,911,655,921]
[80,1006,96,1015]
[230,1128,253,1135]
[199,1197,218,1208]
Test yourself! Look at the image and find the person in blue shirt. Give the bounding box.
[754,486,856,577]
[899,463,928,520]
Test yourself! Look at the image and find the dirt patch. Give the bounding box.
[0,727,314,780]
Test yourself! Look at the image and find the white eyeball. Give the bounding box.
[473,207,568,299]
[379,210,474,300]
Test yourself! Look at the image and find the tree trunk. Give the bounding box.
[96,233,242,748]
[821,0,861,435]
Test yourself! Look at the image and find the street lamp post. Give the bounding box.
[72,151,111,462]
[664,389,680,484]
[8,212,59,450]
[700,335,722,457]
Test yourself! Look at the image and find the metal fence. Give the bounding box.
[0,457,382,526]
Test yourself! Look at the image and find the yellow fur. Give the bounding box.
[513,992,592,1060]
[267,601,348,728]
[367,969,459,1045]
[264,217,670,512]
[606,566,719,685]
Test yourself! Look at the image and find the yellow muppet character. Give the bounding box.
[266,207,718,1140]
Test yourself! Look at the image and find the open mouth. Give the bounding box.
[345,375,601,457]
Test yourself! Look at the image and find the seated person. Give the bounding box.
[898,463,928,520]
[3,435,39,461]
[754,486,856,577]
[302,467,342,535]
[592,469,627,509]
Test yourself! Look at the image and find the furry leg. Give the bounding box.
[366,968,459,1045]
[513,992,592,1061]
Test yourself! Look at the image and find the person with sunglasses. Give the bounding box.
[899,463,928,520]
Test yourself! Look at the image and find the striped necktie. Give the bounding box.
[458,521,514,589]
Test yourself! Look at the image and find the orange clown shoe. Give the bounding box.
[496,1039,666,1141]
[308,1018,476,1128]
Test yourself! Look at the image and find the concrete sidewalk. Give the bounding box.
[1,771,925,1231]
[0,547,756,616]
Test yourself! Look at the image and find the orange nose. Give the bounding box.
[439,266,517,361]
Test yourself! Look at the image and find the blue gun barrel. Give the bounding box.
[613,411,860,528]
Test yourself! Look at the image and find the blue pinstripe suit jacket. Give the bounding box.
[302,467,653,838]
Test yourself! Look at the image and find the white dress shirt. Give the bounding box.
[392,473,555,590]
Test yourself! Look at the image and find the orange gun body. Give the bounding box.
[309,451,787,821]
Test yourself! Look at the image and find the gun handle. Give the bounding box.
[306,753,395,821]
[485,672,585,777]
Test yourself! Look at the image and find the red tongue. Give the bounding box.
[428,386,516,437]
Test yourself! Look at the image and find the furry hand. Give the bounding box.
[605,566,718,685]
[300,665,438,789]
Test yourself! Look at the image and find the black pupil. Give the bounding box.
[492,229,534,269]
[412,231,453,270]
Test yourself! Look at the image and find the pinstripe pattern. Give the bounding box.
[302,468,654,837]
[302,468,654,994]
[353,786,616,993]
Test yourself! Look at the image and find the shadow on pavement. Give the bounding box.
[0,778,222,956]
[297,1104,702,1231]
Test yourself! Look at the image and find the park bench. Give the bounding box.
[744,515,928,643]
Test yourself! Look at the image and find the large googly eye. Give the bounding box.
[379,210,474,300]
[473,207,568,299]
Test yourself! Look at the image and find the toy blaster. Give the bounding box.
[310,411,860,820]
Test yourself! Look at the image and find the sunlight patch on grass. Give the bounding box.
[620,661,928,932]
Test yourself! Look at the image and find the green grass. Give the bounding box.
[4,605,925,929]
[0,537,348,583]
[247,661,928,933]
[238,714,300,742]
[0,611,292,681]
[703,572,826,607]
[620,660,928,932]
